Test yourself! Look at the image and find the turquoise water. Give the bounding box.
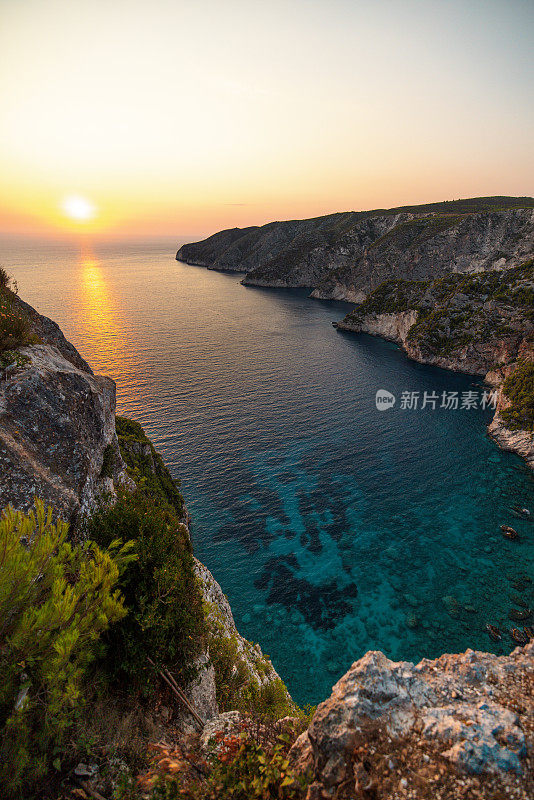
[3,236,533,705]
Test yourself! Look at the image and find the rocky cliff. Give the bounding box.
[177,197,534,301]
[0,294,132,521]
[290,644,534,798]
[337,261,534,466]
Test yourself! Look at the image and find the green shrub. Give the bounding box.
[0,266,9,290]
[501,361,534,431]
[0,501,130,796]
[100,443,116,478]
[85,490,206,688]
[0,294,34,354]
[196,732,309,800]
[116,416,185,516]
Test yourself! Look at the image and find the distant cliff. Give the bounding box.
[177,197,534,301]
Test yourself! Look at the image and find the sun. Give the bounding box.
[62,195,96,222]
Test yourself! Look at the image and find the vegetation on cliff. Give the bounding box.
[0,267,38,359]
[85,490,206,687]
[0,502,131,796]
[342,259,534,365]
[501,361,534,431]
[0,413,304,799]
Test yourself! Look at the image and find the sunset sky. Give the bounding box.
[1,0,533,239]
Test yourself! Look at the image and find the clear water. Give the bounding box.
[3,236,533,705]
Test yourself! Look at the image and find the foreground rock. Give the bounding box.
[0,299,132,520]
[291,644,534,798]
[177,197,534,300]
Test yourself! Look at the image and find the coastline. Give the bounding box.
[335,313,534,469]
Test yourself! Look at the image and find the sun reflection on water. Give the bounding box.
[75,252,138,397]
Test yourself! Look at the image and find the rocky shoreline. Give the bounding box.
[334,263,534,469]
[177,198,534,301]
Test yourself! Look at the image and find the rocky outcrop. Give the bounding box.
[337,310,418,345]
[291,644,534,796]
[177,198,534,300]
[0,335,131,521]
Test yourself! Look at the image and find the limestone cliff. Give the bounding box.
[0,295,132,521]
[336,262,534,466]
[177,198,534,300]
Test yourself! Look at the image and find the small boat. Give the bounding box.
[510,628,529,646]
[523,627,533,641]
[512,506,531,520]
[509,607,532,622]
[501,525,519,540]
[485,624,502,641]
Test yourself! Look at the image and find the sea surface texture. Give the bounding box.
[4,236,533,705]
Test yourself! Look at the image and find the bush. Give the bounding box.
[193,732,309,800]
[116,416,185,516]
[0,293,33,354]
[0,266,9,290]
[501,361,534,431]
[115,731,309,800]
[85,490,206,688]
[0,501,130,796]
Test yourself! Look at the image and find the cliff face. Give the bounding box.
[177,198,534,301]
[0,297,131,521]
[0,296,288,734]
[337,262,534,466]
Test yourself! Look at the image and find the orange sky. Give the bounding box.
[1,0,533,240]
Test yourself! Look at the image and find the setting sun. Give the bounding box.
[62,195,96,222]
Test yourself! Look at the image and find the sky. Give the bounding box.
[0,0,533,239]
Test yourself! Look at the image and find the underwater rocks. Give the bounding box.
[254,555,358,631]
[290,644,534,796]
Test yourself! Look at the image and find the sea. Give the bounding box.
[2,235,532,705]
